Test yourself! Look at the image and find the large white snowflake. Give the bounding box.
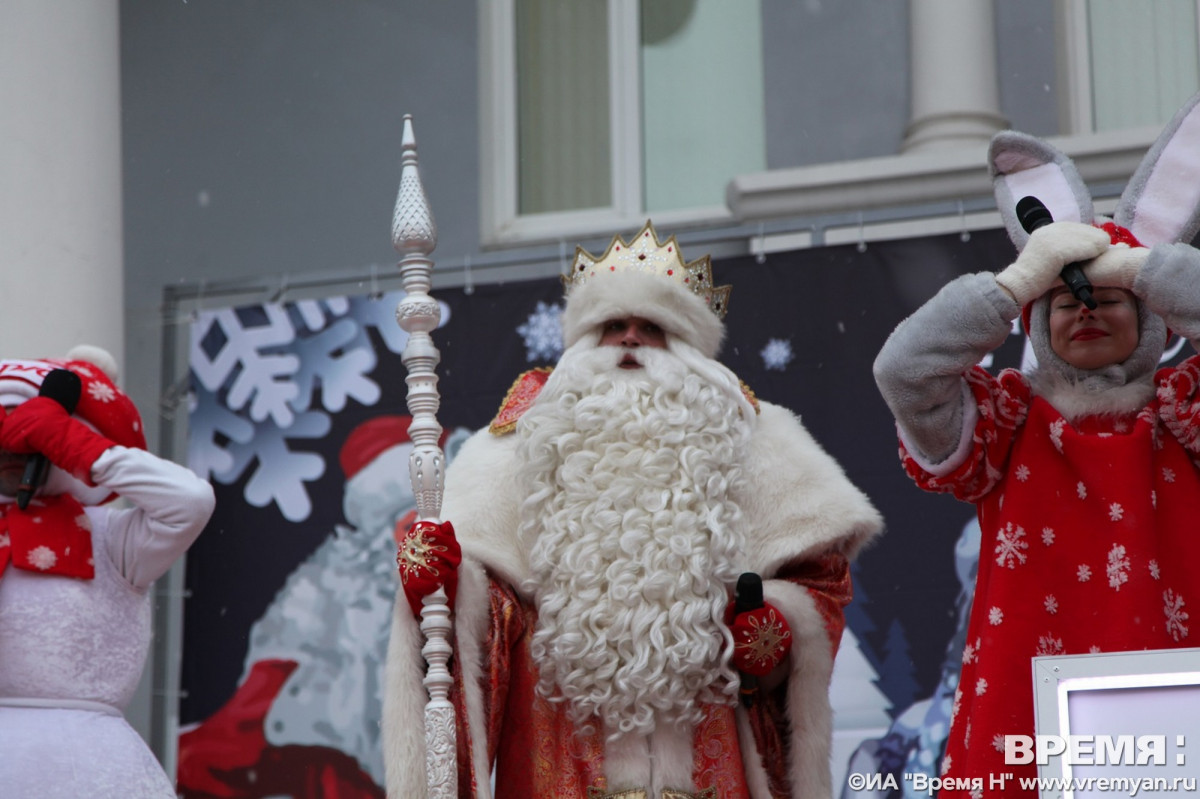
[26,545,57,571]
[962,637,980,664]
[1150,560,1162,580]
[1164,589,1190,641]
[1163,466,1176,483]
[1078,564,1092,582]
[988,606,1004,625]
[975,678,988,695]
[1108,502,1125,522]
[1014,463,1031,482]
[516,301,564,363]
[994,523,1029,568]
[187,290,443,522]
[1044,595,1059,614]
[760,338,794,371]
[1042,526,1055,546]
[1107,544,1131,590]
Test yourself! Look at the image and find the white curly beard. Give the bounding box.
[516,340,754,740]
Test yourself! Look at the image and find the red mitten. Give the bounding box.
[729,602,793,677]
[397,519,461,617]
[0,396,115,483]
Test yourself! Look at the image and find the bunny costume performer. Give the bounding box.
[0,353,215,798]
[874,93,1200,794]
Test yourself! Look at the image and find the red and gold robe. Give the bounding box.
[384,376,883,798]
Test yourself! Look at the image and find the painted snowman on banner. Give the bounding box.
[872,89,1200,796]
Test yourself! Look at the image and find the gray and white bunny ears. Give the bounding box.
[989,90,1200,252]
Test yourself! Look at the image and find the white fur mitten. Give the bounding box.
[1083,245,1149,289]
[995,221,1111,305]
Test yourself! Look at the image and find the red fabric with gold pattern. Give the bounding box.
[728,603,792,677]
[396,519,461,617]
[0,494,94,581]
[488,368,553,435]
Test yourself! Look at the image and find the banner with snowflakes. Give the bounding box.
[177,228,1188,797]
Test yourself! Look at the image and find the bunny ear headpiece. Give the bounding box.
[990,91,1200,252]
[1115,91,1200,247]
[986,91,1200,399]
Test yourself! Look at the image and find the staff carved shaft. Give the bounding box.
[391,114,456,799]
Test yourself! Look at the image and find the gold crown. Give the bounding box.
[561,221,731,319]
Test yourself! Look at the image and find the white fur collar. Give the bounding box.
[1028,368,1156,423]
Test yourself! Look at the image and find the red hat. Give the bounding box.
[339,415,453,480]
[0,354,146,451]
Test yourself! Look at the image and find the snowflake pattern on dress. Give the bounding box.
[1107,544,1131,591]
[961,638,979,664]
[1044,595,1058,614]
[1164,589,1190,641]
[1150,560,1162,580]
[1163,466,1176,483]
[1036,634,1065,656]
[994,523,1029,568]
[988,606,1003,625]
[1077,481,1087,499]
[1077,564,1092,582]
[1015,463,1030,482]
[1049,418,1065,453]
[1108,502,1125,522]
[975,678,988,696]
[1041,526,1055,546]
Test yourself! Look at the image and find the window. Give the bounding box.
[480,0,765,245]
[1059,0,1200,133]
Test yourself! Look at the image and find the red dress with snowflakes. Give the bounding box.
[901,357,1200,796]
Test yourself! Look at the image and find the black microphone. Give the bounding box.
[734,571,764,708]
[16,369,83,510]
[1015,195,1098,310]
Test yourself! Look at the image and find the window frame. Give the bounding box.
[479,0,643,246]
[1056,0,1200,134]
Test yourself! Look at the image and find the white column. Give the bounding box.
[903,0,1008,153]
[0,0,125,362]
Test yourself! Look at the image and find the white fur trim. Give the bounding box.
[737,401,884,570]
[382,557,493,799]
[763,578,837,799]
[381,599,433,796]
[1030,373,1157,423]
[66,344,119,381]
[736,710,774,799]
[440,428,529,595]
[561,271,725,359]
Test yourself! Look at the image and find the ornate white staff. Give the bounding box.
[391,114,456,798]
